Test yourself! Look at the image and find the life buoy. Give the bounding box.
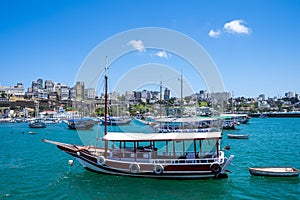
[97,156,106,165]
[129,163,140,173]
[153,164,164,175]
[210,163,221,174]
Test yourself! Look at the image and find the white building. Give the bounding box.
[0,83,25,96]
[285,91,296,98]
[85,88,96,99]
[125,91,135,101]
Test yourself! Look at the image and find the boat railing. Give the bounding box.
[157,128,212,133]
[152,151,225,165]
[110,149,154,160]
[151,157,223,165]
[108,149,225,165]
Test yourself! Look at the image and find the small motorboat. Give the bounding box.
[227,134,249,139]
[29,118,46,128]
[67,118,95,130]
[249,167,299,177]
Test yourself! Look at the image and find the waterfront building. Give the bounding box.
[60,85,70,100]
[37,79,43,89]
[37,89,48,99]
[31,79,44,96]
[45,80,54,92]
[125,91,135,102]
[141,90,151,101]
[0,83,25,97]
[150,91,160,101]
[48,92,58,101]
[69,87,76,101]
[54,83,70,101]
[75,81,84,101]
[285,91,296,98]
[164,87,170,101]
[258,94,265,101]
[134,91,142,102]
[85,88,96,99]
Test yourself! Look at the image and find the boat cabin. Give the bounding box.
[101,131,223,164]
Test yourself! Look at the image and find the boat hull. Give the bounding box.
[54,142,231,180]
[77,157,218,179]
[29,123,46,128]
[67,118,95,130]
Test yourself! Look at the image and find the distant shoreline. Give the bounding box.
[249,112,300,118]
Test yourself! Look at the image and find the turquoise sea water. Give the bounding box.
[1,118,299,200]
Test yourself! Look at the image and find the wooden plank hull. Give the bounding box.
[51,141,232,179]
[77,157,219,179]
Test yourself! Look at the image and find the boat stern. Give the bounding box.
[216,155,234,178]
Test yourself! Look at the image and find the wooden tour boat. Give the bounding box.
[249,167,299,177]
[43,131,234,179]
[43,59,234,179]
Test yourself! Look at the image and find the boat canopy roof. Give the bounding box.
[155,117,218,123]
[102,131,221,142]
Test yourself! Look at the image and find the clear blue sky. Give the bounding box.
[1,0,300,98]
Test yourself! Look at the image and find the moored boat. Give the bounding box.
[67,118,95,130]
[43,59,234,179]
[220,114,250,124]
[100,116,131,126]
[43,131,234,179]
[227,134,249,139]
[29,118,46,128]
[249,167,299,177]
[222,120,236,129]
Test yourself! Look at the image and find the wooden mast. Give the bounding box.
[104,57,108,156]
[104,57,108,135]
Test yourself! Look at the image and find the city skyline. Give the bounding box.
[1,77,299,100]
[1,1,300,98]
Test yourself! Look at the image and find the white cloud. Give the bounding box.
[208,29,221,38]
[128,40,145,52]
[156,51,168,58]
[223,19,250,34]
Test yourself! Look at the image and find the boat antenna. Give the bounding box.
[180,72,183,118]
[160,81,162,119]
[104,56,109,135]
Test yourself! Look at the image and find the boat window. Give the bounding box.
[171,140,194,157]
[199,139,217,158]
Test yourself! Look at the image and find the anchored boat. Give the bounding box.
[67,118,95,130]
[43,131,234,179]
[227,134,249,139]
[29,118,46,128]
[249,167,299,177]
[43,59,234,179]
